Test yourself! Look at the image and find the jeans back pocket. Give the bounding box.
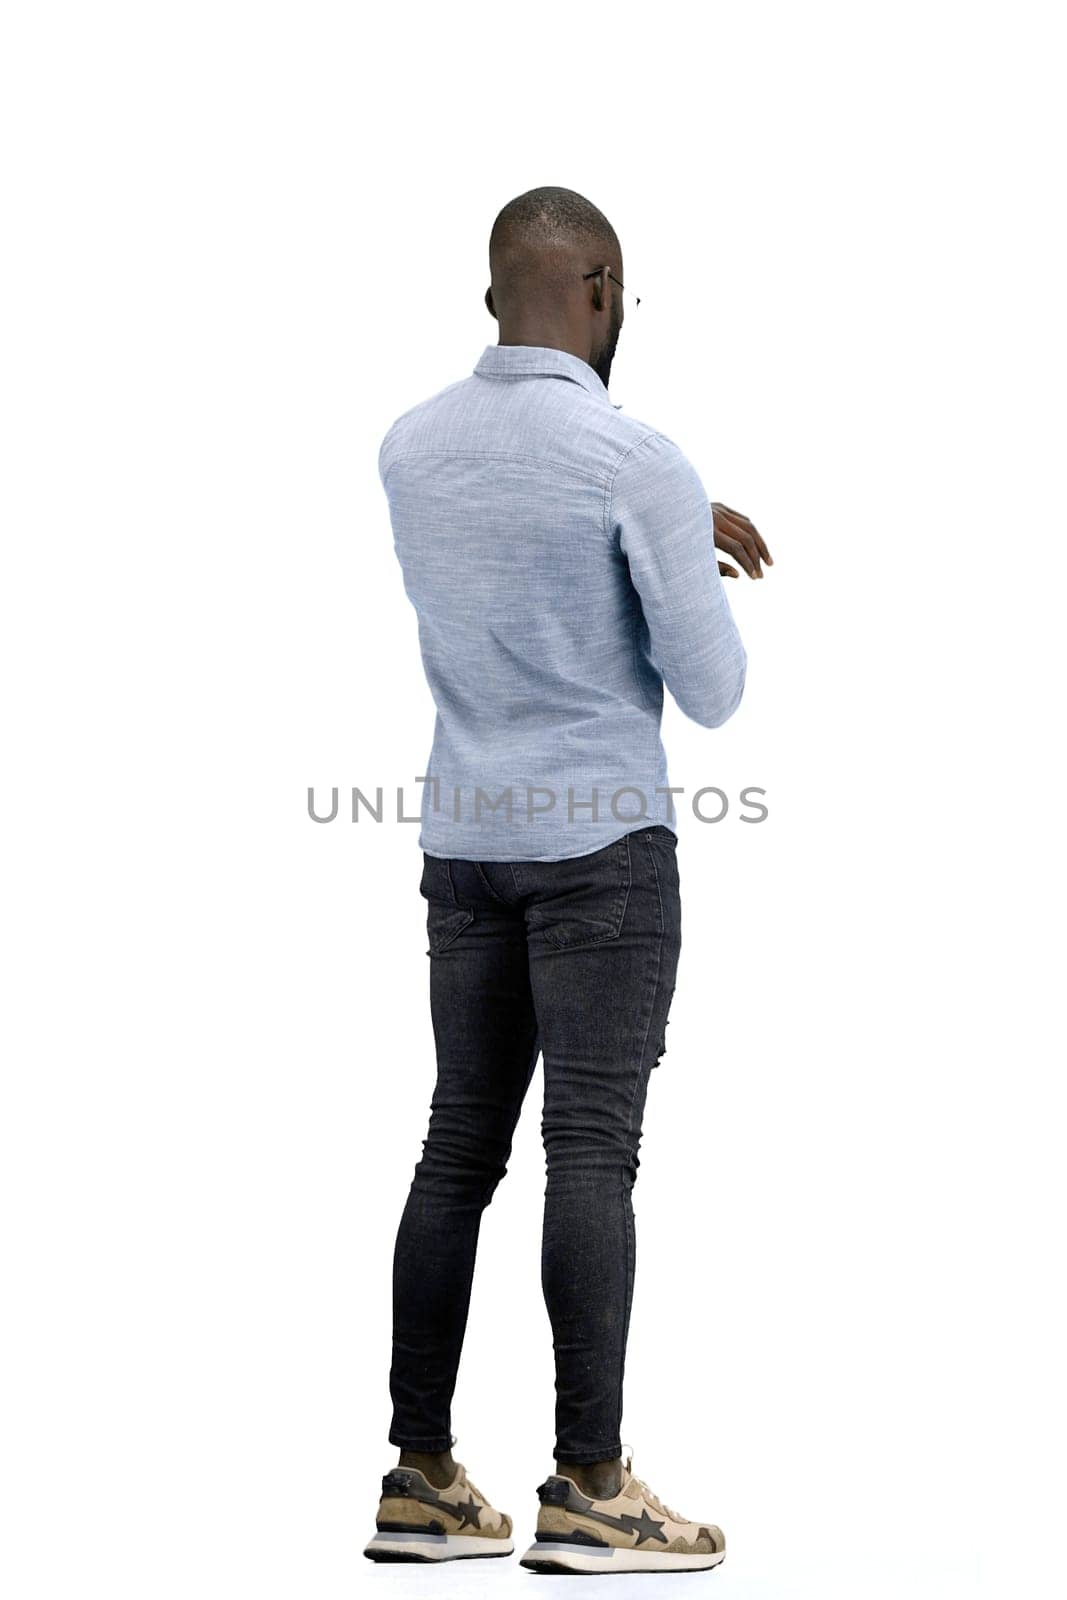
[523,835,632,952]
[419,855,475,955]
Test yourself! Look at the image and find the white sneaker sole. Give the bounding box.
[520,1540,725,1574]
[364,1530,513,1562]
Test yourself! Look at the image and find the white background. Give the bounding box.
[2,3,1064,1597]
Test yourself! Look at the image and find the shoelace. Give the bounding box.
[634,1477,687,1523]
[449,1438,483,1503]
[620,1452,686,1523]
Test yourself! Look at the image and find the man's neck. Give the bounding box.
[495,328,591,366]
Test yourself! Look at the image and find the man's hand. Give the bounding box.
[712,502,773,579]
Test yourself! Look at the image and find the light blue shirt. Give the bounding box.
[379,343,746,861]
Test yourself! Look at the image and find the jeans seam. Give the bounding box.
[472,860,511,905]
[555,1441,625,1464]
[625,839,664,1146]
[389,1433,455,1451]
[616,1163,632,1439]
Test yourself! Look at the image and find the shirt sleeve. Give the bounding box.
[377,425,394,489]
[610,431,747,729]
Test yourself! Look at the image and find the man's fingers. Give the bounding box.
[724,515,765,570]
[713,508,760,576]
[716,532,761,578]
[718,561,739,578]
[713,502,774,567]
[737,529,764,578]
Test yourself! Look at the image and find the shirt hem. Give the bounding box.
[417,819,677,863]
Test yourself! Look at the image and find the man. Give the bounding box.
[365,187,771,1574]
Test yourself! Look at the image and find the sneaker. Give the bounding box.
[519,1451,725,1574]
[363,1461,514,1563]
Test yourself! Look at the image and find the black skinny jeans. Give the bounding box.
[388,824,682,1466]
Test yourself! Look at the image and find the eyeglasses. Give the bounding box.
[582,265,641,308]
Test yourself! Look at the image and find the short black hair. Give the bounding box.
[488,187,620,309]
[490,186,619,261]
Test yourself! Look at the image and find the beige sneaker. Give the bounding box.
[363,1461,514,1563]
[519,1451,725,1574]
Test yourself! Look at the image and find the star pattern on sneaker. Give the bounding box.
[455,1494,482,1529]
[621,1507,666,1545]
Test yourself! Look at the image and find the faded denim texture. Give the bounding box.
[388,824,682,1464]
[379,344,746,862]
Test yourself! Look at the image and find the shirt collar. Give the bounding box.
[473,343,615,406]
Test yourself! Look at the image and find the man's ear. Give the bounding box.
[484,286,497,320]
[586,267,606,312]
